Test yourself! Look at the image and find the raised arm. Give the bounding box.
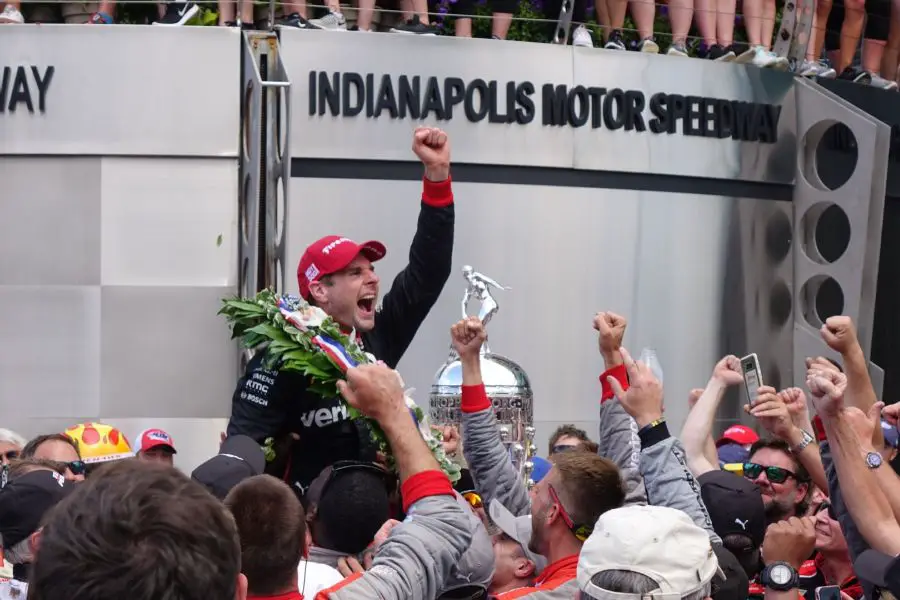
[320,364,473,600]
[375,128,455,367]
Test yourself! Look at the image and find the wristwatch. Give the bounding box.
[792,430,815,454]
[760,562,799,592]
[866,451,884,469]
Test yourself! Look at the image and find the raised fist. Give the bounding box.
[712,355,744,387]
[807,369,848,418]
[821,316,858,355]
[762,517,816,569]
[337,363,407,424]
[451,317,486,360]
[607,347,664,428]
[412,127,450,181]
[593,312,627,356]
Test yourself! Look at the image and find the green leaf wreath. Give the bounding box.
[220,289,461,483]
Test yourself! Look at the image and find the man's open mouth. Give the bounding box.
[357,296,375,313]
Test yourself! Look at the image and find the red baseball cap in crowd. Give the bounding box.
[716,424,760,448]
[296,235,387,300]
[135,428,177,455]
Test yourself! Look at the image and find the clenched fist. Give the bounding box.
[807,369,848,418]
[593,312,627,363]
[821,316,859,355]
[762,516,816,569]
[713,355,744,387]
[337,363,407,425]
[412,127,450,182]
[451,317,486,361]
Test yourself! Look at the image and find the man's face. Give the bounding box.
[310,255,380,332]
[33,440,85,482]
[490,534,533,592]
[0,441,21,466]
[527,469,557,555]
[746,448,805,521]
[139,447,175,466]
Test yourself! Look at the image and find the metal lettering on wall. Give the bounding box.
[281,30,798,183]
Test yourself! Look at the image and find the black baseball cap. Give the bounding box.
[699,470,766,548]
[0,470,75,548]
[712,544,750,600]
[304,460,389,511]
[191,435,266,501]
[855,550,900,597]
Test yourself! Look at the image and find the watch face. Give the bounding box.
[771,565,793,585]
[867,452,884,468]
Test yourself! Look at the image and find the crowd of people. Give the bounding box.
[2,129,900,600]
[1,0,898,89]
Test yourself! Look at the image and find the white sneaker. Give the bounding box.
[748,46,788,70]
[0,4,24,22]
[798,59,836,78]
[870,74,899,90]
[308,11,346,30]
[572,25,593,47]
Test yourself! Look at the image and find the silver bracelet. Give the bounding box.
[792,430,815,454]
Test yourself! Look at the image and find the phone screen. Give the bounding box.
[815,586,841,600]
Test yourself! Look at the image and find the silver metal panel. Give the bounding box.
[570,51,797,183]
[99,157,239,287]
[282,31,797,182]
[791,79,889,391]
[100,286,238,418]
[286,178,762,434]
[0,157,101,286]
[0,25,241,157]
[0,286,101,418]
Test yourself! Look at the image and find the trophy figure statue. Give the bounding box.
[431,266,534,488]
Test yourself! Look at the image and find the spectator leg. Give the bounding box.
[807,0,833,60]
[608,0,628,33]
[716,0,736,45]
[882,1,900,78]
[595,0,611,39]
[491,12,512,38]
[696,0,718,47]
[761,0,775,48]
[630,0,655,39]
[837,0,865,70]
[668,0,693,45]
[863,0,891,72]
[282,0,309,18]
[742,0,764,46]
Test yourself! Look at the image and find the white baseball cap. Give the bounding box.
[489,499,548,573]
[577,505,721,600]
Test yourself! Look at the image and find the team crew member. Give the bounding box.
[227,128,455,496]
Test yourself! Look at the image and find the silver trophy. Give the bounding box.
[431,266,537,488]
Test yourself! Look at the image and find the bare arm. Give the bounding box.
[681,379,726,477]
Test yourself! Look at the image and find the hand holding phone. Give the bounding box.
[815,585,841,600]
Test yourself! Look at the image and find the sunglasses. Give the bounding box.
[1,450,19,462]
[463,491,483,510]
[816,500,838,521]
[47,459,87,477]
[743,462,798,484]
[551,444,579,455]
[547,484,592,541]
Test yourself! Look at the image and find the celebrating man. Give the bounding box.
[227,128,455,497]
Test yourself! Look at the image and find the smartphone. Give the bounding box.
[741,353,764,405]
[815,586,841,600]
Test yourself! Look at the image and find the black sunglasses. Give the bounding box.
[551,444,579,455]
[47,459,87,477]
[1,450,19,462]
[816,500,838,521]
[743,462,798,484]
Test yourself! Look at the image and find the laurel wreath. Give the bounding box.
[220,289,461,483]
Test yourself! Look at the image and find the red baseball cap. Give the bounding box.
[716,424,759,447]
[297,235,386,300]
[135,428,177,454]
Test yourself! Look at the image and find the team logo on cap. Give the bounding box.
[147,431,171,443]
[321,238,350,255]
[305,264,320,282]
